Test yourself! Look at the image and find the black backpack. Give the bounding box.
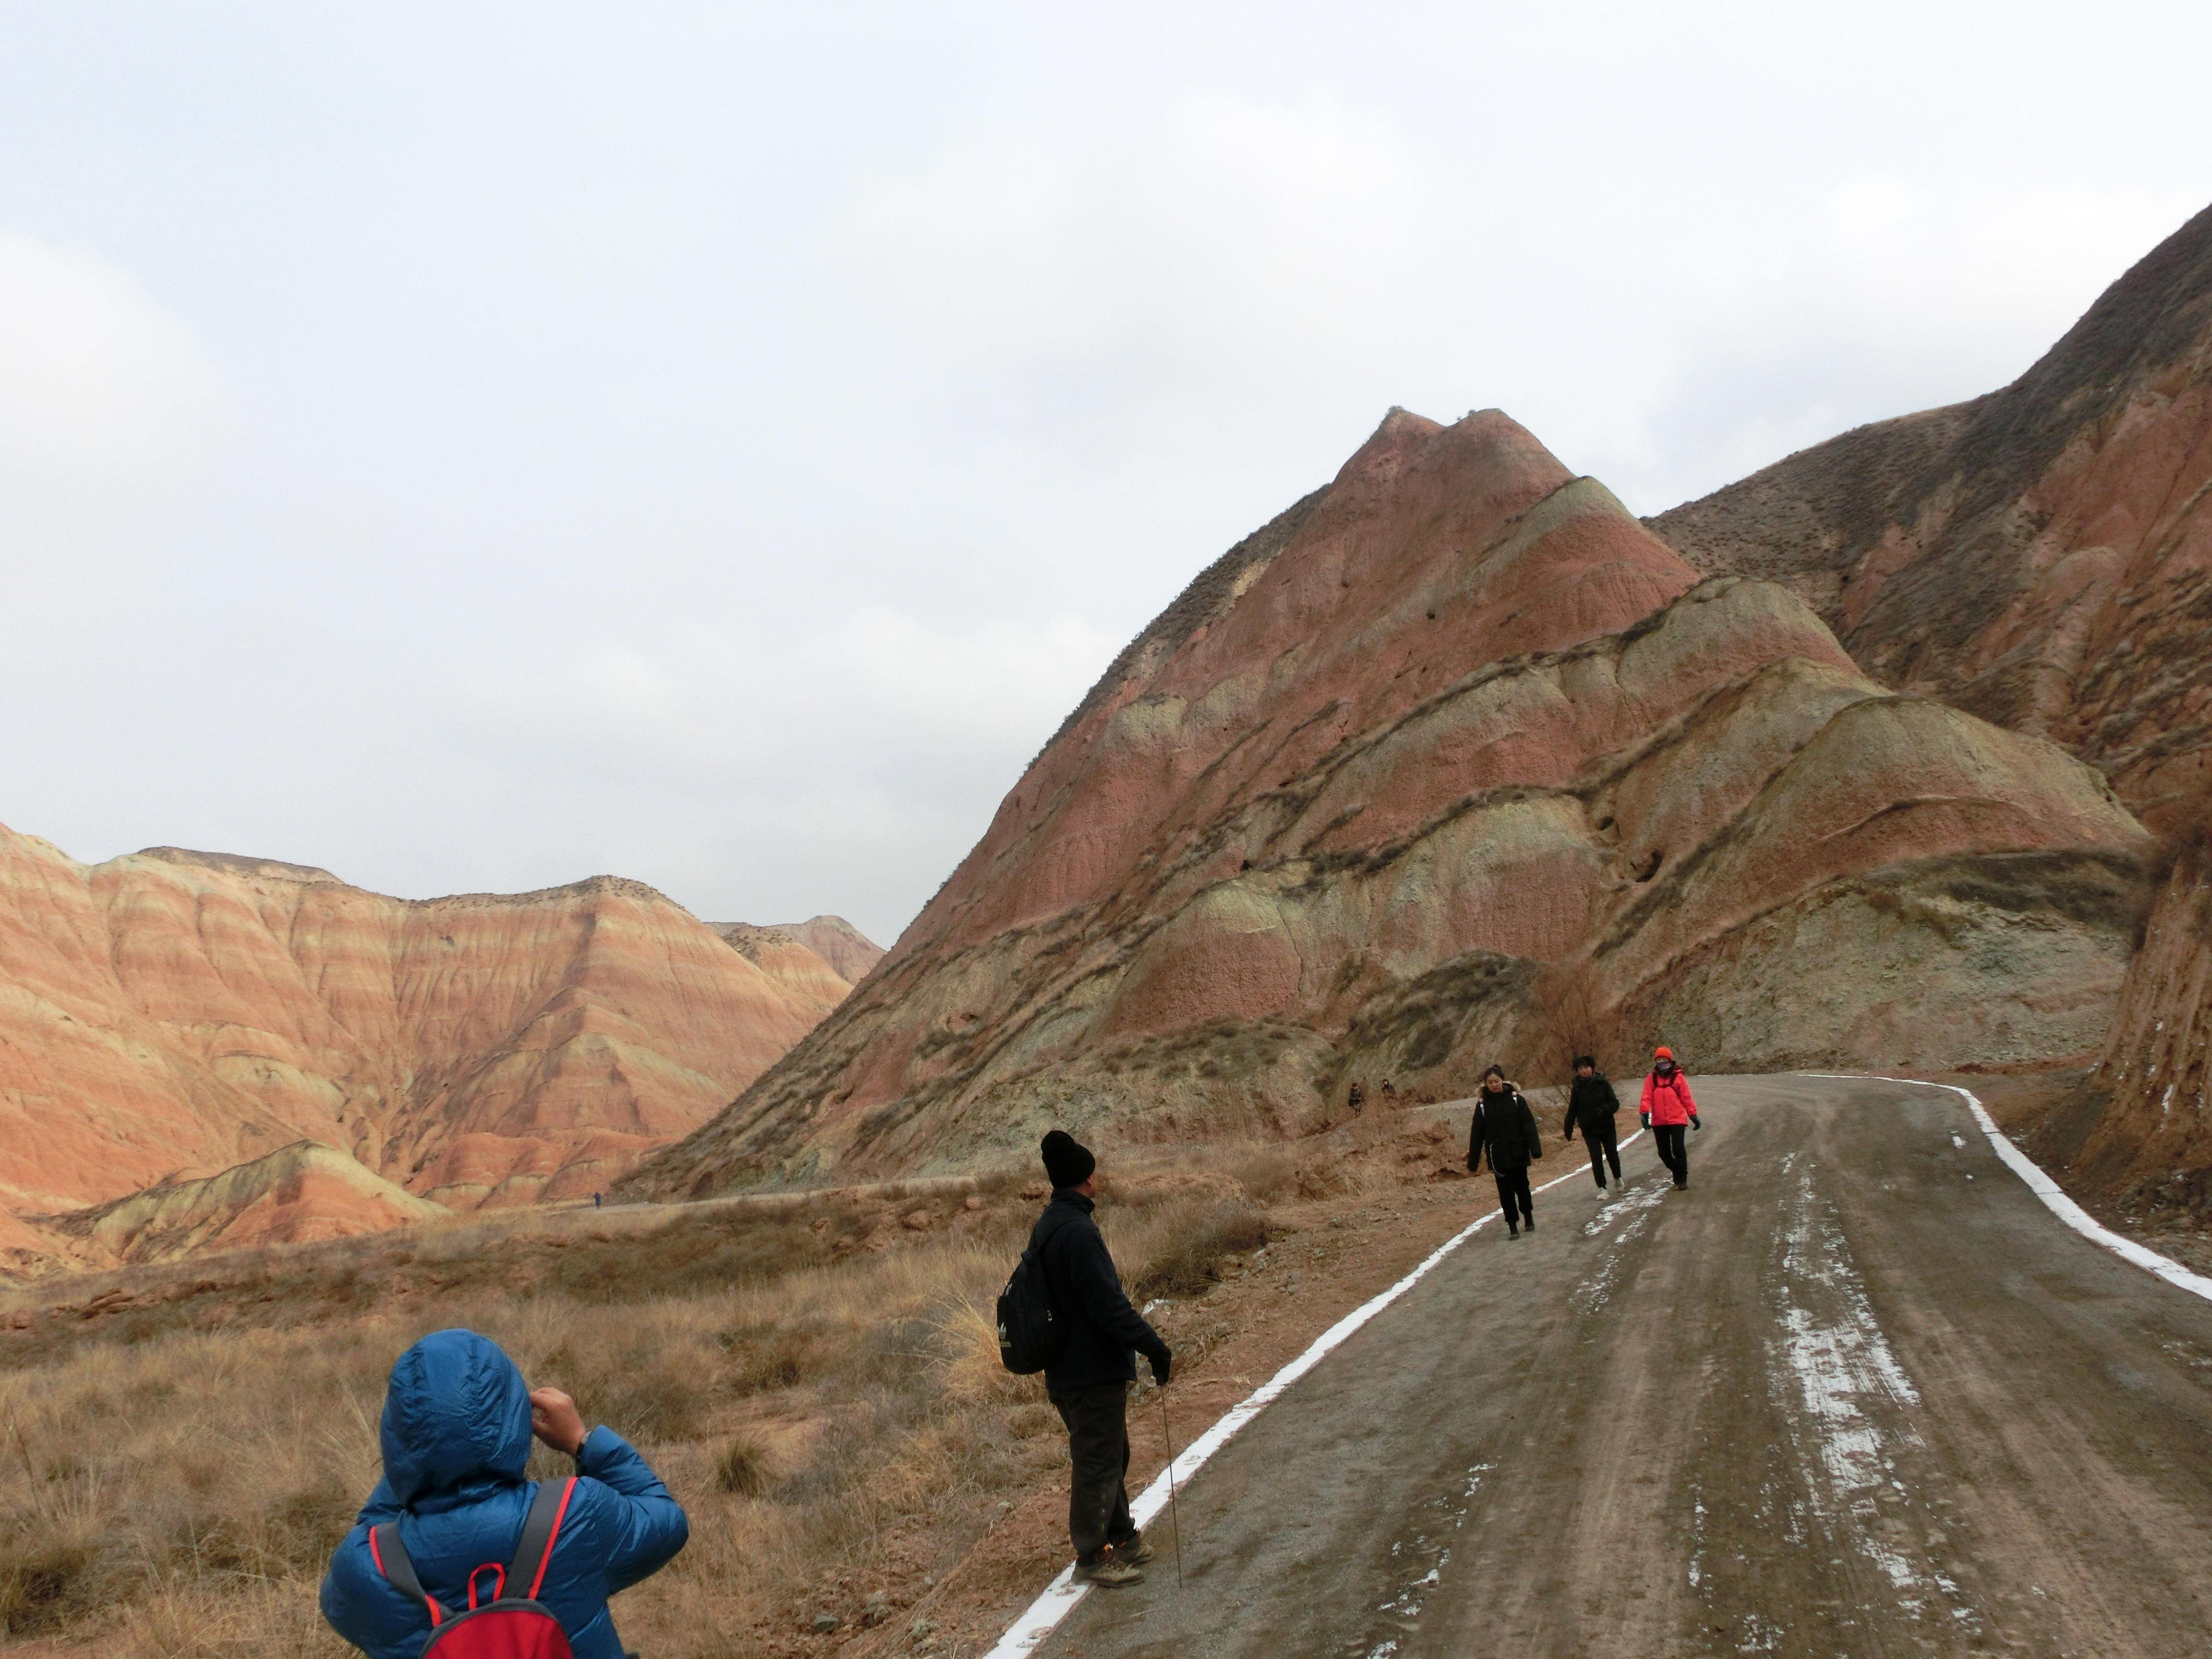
[997,1210,1078,1374]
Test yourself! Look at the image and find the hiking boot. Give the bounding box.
[1507,1223,1519,1238]
[1075,1550,1144,1587]
[1523,1215,1536,1231]
[1109,1536,1155,1566]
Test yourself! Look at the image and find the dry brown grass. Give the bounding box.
[0,1113,1485,1658]
[0,1154,1321,1658]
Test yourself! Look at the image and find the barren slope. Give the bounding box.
[627,412,2151,1200]
[0,830,850,1233]
[770,916,886,985]
[1651,199,2212,832]
[44,1140,448,1266]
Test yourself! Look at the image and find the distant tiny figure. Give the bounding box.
[319,1329,687,1659]
[1348,1081,1365,1113]
[1639,1046,1702,1190]
[1562,1055,1623,1193]
[1380,1078,1396,1098]
[1467,1065,1543,1238]
[1031,1130,1172,1589]
[592,1191,602,1209]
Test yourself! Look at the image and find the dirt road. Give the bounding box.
[1040,1075,2212,1658]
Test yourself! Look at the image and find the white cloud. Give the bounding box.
[0,231,223,472]
[834,90,1448,440]
[458,606,1119,797]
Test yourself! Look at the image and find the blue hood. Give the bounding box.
[379,1329,533,1507]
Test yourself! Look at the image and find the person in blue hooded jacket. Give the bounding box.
[320,1329,688,1659]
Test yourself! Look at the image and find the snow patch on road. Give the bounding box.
[1574,1179,1671,1314]
[1769,1165,1929,1606]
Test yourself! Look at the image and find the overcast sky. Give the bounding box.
[2,3,2208,948]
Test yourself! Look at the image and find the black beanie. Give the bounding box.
[1041,1130,1095,1190]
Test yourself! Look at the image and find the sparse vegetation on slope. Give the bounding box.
[0,1125,1438,1658]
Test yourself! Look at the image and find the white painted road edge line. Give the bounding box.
[979,1129,1648,1659]
[1802,1072,2212,1304]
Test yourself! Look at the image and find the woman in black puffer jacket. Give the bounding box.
[1467,1065,1543,1238]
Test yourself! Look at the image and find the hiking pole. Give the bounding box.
[1159,1391,1185,1589]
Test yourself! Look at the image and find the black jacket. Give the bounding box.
[1467,1088,1543,1174]
[1030,1190,1169,1394]
[1562,1072,1622,1138]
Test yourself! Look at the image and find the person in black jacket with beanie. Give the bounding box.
[1561,1055,1623,1193]
[1467,1067,1543,1238]
[1031,1130,1173,1588]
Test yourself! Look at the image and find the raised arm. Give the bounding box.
[569,1428,690,1594]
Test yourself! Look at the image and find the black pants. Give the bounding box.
[1581,1120,1621,1188]
[1493,1168,1533,1226]
[1051,1382,1137,1563]
[1655,1123,1689,1186]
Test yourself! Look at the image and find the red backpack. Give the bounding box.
[370,1477,578,1657]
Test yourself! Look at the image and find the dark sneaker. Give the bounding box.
[1109,1536,1155,1566]
[1524,1215,1536,1231]
[1075,1550,1144,1587]
[1507,1223,1519,1238]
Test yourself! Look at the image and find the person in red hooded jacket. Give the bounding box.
[1638,1046,1701,1189]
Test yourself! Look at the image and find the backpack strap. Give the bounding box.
[370,1521,445,1628]
[507,1476,578,1600]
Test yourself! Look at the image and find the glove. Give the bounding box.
[1149,1349,1171,1386]
[1640,1113,1650,1130]
[1691,1115,1702,1131]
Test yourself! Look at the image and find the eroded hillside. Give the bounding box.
[626,411,2152,1200]
[1651,201,2212,832]
[0,832,864,1255]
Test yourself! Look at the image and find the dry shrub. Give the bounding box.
[1221,1144,1300,1204]
[1129,1201,1271,1300]
[1520,961,1625,1100]
[936,1297,1024,1406]
[717,1322,829,1395]
[713,1433,772,1497]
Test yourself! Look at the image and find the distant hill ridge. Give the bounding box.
[43,1140,446,1265]
[0,826,865,1272]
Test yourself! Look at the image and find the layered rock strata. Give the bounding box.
[2064,818,2212,1199]
[626,411,2152,1199]
[0,834,852,1232]
[770,916,887,986]
[48,1140,449,1265]
[1651,201,2212,832]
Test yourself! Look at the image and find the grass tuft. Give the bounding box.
[713,1434,773,1497]
[1130,1201,1272,1299]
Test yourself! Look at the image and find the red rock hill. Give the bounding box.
[625,410,2151,1198]
[0,830,854,1242]
[1651,200,2212,833]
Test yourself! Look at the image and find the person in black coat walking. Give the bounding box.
[1467,1066,1543,1237]
[1561,1055,1623,1193]
[1030,1130,1173,1588]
